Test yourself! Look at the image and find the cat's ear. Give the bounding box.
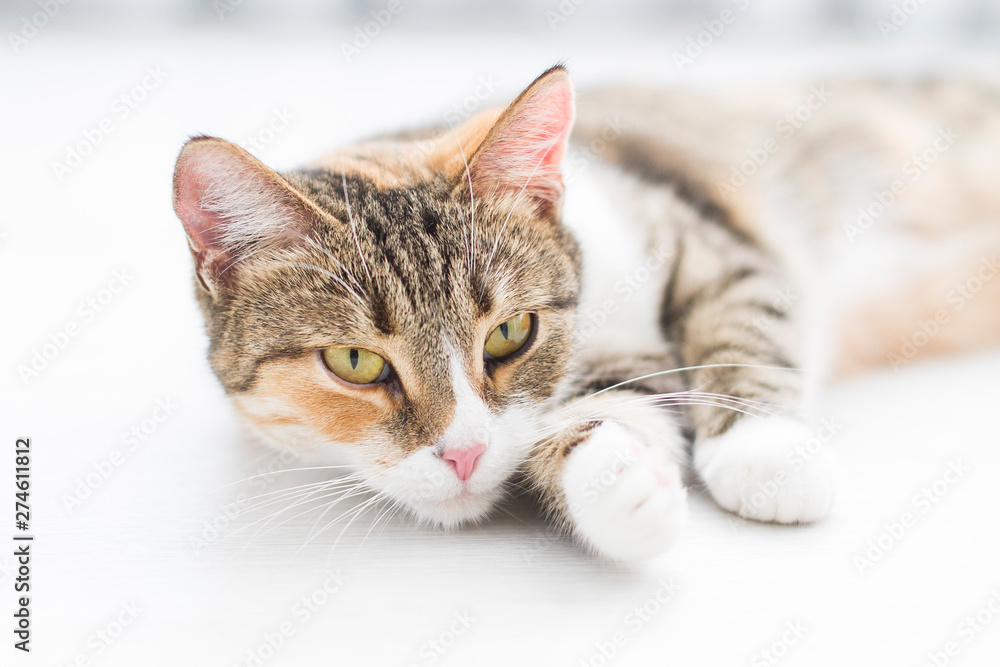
[172,137,317,296]
[456,66,575,218]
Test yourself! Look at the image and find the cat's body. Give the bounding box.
[575,80,1000,377]
[172,68,1000,561]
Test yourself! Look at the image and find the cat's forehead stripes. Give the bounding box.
[293,168,578,322]
[309,175,484,332]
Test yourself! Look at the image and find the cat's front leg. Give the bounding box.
[524,391,688,561]
[664,218,836,524]
[694,417,836,523]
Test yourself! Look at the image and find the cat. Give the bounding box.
[171,66,1000,561]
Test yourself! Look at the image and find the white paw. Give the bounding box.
[562,422,687,562]
[694,417,836,523]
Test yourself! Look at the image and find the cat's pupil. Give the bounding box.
[500,323,509,340]
[350,349,359,369]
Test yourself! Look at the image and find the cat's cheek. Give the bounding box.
[234,357,399,448]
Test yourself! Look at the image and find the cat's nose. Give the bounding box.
[441,444,486,482]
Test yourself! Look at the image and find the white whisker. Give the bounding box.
[341,171,372,283]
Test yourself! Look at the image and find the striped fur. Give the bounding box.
[172,67,1000,560]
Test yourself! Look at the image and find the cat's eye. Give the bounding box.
[322,347,389,385]
[484,313,533,360]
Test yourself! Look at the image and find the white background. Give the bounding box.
[3,2,1000,666]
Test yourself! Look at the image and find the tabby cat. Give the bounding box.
[172,66,1000,561]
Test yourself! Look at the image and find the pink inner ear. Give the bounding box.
[174,150,230,253]
[172,138,310,290]
[172,144,244,287]
[510,80,573,170]
[470,72,575,213]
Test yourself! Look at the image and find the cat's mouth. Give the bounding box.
[405,483,504,528]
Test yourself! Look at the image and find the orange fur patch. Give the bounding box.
[238,353,397,447]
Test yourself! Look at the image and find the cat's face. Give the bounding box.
[172,67,581,525]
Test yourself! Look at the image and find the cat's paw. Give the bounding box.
[694,417,835,524]
[562,421,687,562]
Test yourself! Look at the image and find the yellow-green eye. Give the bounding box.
[484,313,532,359]
[322,347,388,384]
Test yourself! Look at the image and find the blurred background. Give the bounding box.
[3,0,1000,42]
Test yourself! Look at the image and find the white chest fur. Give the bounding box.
[560,163,675,360]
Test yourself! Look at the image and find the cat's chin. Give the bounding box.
[404,486,504,529]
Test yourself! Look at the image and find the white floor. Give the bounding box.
[3,28,1000,667]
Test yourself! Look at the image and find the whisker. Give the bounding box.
[341,171,372,283]
[239,485,372,555]
[327,493,387,553]
[478,177,539,304]
[238,483,353,538]
[450,129,476,279]
[294,486,376,555]
[557,363,799,410]
[235,476,365,516]
[301,235,366,292]
[372,503,405,544]
[208,464,362,494]
[358,499,401,553]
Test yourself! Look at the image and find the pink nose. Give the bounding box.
[441,444,486,482]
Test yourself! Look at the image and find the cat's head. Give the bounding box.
[171,66,581,526]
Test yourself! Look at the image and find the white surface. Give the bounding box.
[3,29,1000,667]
